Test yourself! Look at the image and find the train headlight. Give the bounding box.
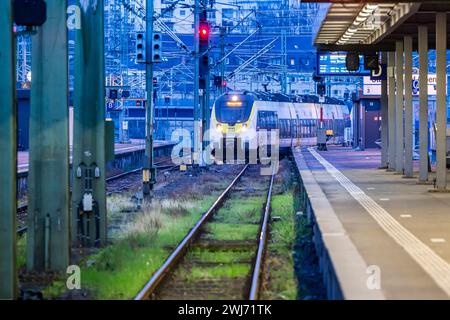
[241,124,248,132]
[216,124,222,132]
[231,95,239,102]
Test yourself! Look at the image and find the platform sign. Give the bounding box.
[412,74,438,96]
[370,64,387,81]
[363,77,381,96]
[317,52,370,76]
[107,100,119,111]
[362,74,440,96]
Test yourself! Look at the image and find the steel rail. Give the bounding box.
[16,159,180,235]
[134,164,249,300]
[249,171,275,300]
[105,157,181,182]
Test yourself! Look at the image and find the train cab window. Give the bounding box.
[215,95,253,125]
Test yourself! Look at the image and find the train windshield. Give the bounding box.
[215,94,253,125]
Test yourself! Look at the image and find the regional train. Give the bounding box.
[209,91,351,159]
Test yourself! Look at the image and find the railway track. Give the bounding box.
[16,157,180,235]
[135,164,274,300]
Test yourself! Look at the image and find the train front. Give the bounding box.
[210,92,256,162]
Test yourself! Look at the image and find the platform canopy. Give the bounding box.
[307,1,450,51]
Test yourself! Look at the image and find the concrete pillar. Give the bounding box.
[72,0,107,246]
[387,52,396,171]
[418,25,429,183]
[380,52,388,169]
[395,40,404,173]
[0,0,17,299]
[435,13,447,190]
[404,36,413,178]
[27,0,70,272]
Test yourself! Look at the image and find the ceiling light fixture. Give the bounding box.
[337,3,379,45]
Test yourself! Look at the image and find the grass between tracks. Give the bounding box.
[174,191,266,284]
[261,191,297,300]
[42,196,216,300]
[204,194,264,242]
[180,264,251,283]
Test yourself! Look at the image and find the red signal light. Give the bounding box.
[199,24,209,39]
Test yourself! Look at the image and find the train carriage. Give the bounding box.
[210,91,350,160]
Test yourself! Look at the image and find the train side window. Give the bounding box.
[271,112,278,130]
[291,119,298,138]
[302,120,306,138]
[281,119,289,138]
[257,111,266,129]
[280,120,285,138]
[258,111,278,131]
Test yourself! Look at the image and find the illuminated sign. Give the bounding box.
[226,102,243,107]
[317,52,370,76]
[362,75,441,96]
[363,77,381,96]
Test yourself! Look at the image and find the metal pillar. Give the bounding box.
[143,0,156,196]
[281,29,287,94]
[203,71,211,163]
[220,27,225,95]
[193,0,201,167]
[418,25,429,183]
[435,13,447,190]
[395,40,404,174]
[28,0,70,271]
[404,36,413,178]
[72,0,107,246]
[380,52,388,169]
[387,52,396,171]
[0,0,17,299]
[280,0,288,94]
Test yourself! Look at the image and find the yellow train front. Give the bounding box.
[210,92,258,162]
[210,91,350,162]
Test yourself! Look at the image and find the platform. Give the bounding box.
[296,146,450,299]
[17,140,171,173]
